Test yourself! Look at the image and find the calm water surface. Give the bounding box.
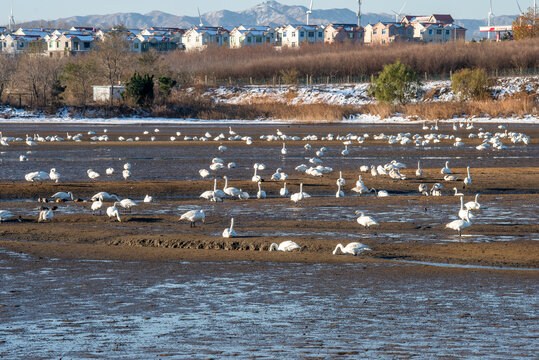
[1,249,537,359]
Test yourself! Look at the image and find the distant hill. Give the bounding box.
[15,0,517,40]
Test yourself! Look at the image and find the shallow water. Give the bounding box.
[0,123,536,182]
[0,249,537,359]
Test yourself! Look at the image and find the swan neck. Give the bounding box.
[230,218,234,230]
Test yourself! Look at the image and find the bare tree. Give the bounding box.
[60,55,97,107]
[94,30,131,107]
[0,55,17,102]
[16,54,64,108]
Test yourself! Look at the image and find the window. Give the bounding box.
[318,32,322,37]
[349,33,354,38]
[65,42,69,48]
[446,30,450,35]
[134,43,139,49]
[429,29,432,35]
[382,29,386,34]
[292,32,296,37]
[246,36,251,43]
[256,36,262,43]
[49,42,52,48]
[373,30,377,34]
[84,42,90,48]
[300,31,304,37]
[436,29,442,35]
[283,32,287,37]
[308,31,314,37]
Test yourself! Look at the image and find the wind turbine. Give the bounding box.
[306,0,313,26]
[391,1,407,23]
[516,0,523,25]
[487,0,494,40]
[198,7,204,27]
[8,0,15,31]
[357,0,362,27]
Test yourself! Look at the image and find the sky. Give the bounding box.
[4,0,525,23]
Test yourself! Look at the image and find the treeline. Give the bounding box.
[0,37,537,116]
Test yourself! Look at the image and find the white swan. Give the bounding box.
[458,196,474,221]
[446,209,472,236]
[256,182,266,199]
[25,171,49,183]
[38,206,56,222]
[51,192,74,201]
[453,187,463,196]
[119,198,137,212]
[252,167,261,182]
[337,171,345,186]
[441,161,451,174]
[355,211,379,228]
[106,202,122,222]
[372,189,389,197]
[444,174,458,181]
[465,194,481,211]
[332,242,372,256]
[352,175,369,194]
[91,192,120,202]
[122,169,131,181]
[144,194,153,203]
[91,196,104,215]
[106,167,115,175]
[336,183,344,198]
[238,189,249,200]
[49,168,60,183]
[180,209,205,227]
[87,169,100,181]
[280,182,288,197]
[0,210,18,222]
[281,143,288,155]
[223,176,242,197]
[415,160,423,177]
[269,240,301,252]
[418,184,428,195]
[200,179,218,200]
[222,218,237,238]
[290,183,310,203]
[463,166,472,187]
[271,168,283,181]
[341,145,349,156]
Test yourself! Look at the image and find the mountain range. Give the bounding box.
[17,0,518,40]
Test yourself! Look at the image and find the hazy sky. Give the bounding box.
[5,0,525,22]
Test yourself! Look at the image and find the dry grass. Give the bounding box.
[360,93,538,120]
[150,94,356,121]
[162,39,539,83]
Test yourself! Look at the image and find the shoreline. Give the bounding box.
[1,239,537,272]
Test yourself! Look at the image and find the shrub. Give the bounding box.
[158,76,177,97]
[124,72,154,106]
[369,60,421,105]
[280,69,299,84]
[451,68,490,101]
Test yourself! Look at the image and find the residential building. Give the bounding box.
[276,25,324,47]
[363,22,414,44]
[46,33,96,56]
[401,14,466,43]
[0,34,44,54]
[412,23,466,43]
[182,26,230,51]
[324,23,363,44]
[229,26,275,48]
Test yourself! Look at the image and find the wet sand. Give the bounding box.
[0,123,538,269]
